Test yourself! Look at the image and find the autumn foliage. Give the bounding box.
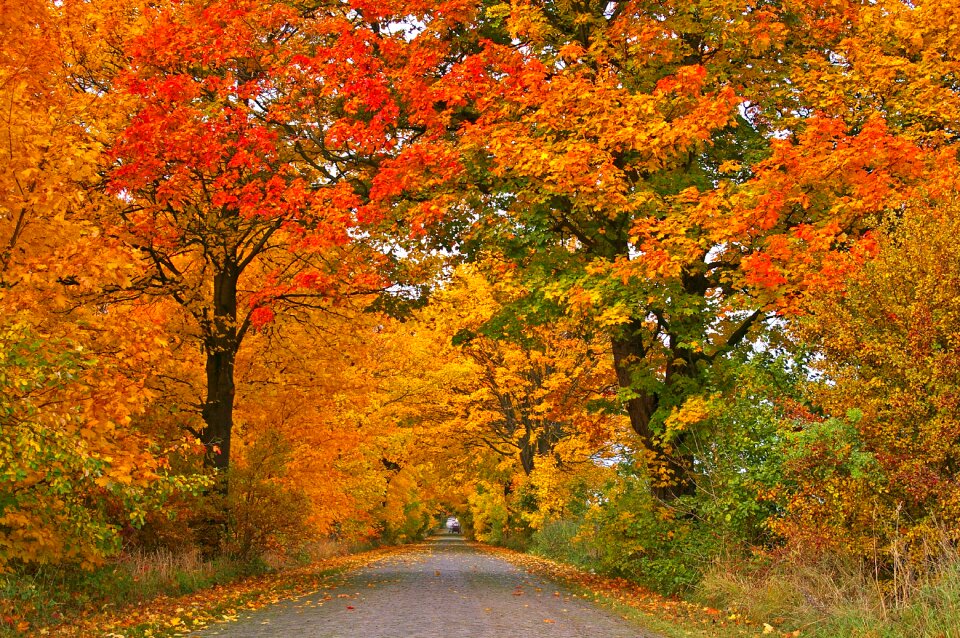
[4,0,960,636]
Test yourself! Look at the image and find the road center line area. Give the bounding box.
[192,535,661,638]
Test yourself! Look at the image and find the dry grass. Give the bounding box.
[697,533,960,638]
[120,547,212,583]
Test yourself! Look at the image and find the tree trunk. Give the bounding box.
[519,431,535,475]
[201,344,236,471]
[200,267,239,472]
[611,319,693,500]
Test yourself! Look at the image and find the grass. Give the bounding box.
[0,550,264,634]
[0,539,349,636]
[697,548,960,638]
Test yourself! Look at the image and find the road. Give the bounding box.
[193,534,661,638]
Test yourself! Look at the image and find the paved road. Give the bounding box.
[193,535,660,638]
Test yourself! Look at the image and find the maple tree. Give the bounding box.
[433,264,622,474]
[103,0,434,471]
[0,0,208,569]
[375,0,943,500]
[408,262,630,541]
[224,296,467,544]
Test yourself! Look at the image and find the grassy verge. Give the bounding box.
[0,543,401,638]
[487,536,960,638]
[699,553,960,638]
[477,544,760,638]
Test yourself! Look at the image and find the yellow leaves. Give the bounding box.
[504,2,552,42]
[783,203,960,560]
[485,3,511,20]
[717,160,742,174]
[664,395,714,435]
[596,305,632,328]
[0,298,199,569]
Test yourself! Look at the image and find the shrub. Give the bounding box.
[226,430,311,560]
[791,206,960,566]
[530,519,596,567]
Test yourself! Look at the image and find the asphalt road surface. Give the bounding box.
[192,535,662,638]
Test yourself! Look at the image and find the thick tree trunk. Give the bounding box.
[519,433,535,475]
[200,268,240,472]
[611,320,693,500]
[201,345,236,471]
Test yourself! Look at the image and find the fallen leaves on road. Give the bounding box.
[33,547,404,638]
[478,545,790,637]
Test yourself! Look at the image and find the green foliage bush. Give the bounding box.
[530,520,594,567]
[579,466,712,594]
[527,354,800,594]
[376,505,434,545]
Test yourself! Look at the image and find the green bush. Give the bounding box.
[530,519,595,567]
[577,468,713,594]
[539,355,799,595]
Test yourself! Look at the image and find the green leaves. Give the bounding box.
[0,321,208,569]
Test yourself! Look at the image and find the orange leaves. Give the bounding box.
[686,113,937,309]
[248,306,275,329]
[0,312,207,569]
[483,546,759,637]
[781,204,960,559]
[654,64,708,96]
[741,253,789,291]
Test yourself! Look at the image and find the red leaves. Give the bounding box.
[249,307,275,329]
[654,65,709,96]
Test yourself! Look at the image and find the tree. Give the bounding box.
[425,263,624,477]
[0,0,209,569]
[386,0,938,498]
[780,204,960,563]
[105,0,440,471]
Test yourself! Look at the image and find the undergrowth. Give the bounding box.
[524,519,960,638]
[0,539,345,635]
[698,550,960,638]
[0,550,261,633]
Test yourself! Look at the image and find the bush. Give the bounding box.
[791,207,960,565]
[530,519,596,567]
[577,468,715,594]
[0,548,263,632]
[226,430,311,560]
[0,323,208,570]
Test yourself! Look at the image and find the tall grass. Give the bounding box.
[0,548,267,633]
[697,535,960,638]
